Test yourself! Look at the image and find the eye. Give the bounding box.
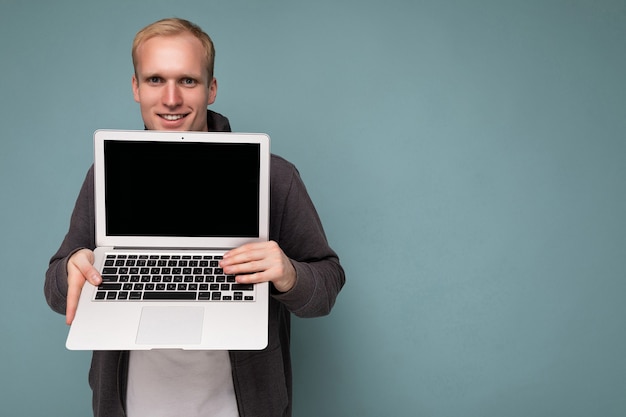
[146,76,163,85]
[181,78,197,86]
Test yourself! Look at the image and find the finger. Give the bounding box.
[222,243,258,263]
[73,251,101,285]
[65,250,100,325]
[234,270,265,284]
[221,252,262,273]
[66,277,82,325]
[224,241,280,264]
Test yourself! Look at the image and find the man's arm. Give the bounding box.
[221,156,345,318]
[44,166,100,323]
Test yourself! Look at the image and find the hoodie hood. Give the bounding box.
[206,109,232,132]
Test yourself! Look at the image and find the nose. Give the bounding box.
[162,82,182,108]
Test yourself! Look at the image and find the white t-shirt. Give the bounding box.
[126,350,239,417]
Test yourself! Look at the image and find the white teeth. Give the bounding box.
[161,114,184,121]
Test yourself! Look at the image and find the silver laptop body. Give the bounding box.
[66,129,270,350]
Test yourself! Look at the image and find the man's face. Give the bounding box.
[132,34,216,131]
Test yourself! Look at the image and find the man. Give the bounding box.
[45,18,345,417]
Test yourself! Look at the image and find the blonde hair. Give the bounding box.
[132,18,215,80]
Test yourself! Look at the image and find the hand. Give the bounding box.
[220,241,297,293]
[66,249,101,325]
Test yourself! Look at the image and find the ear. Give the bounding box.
[132,74,140,103]
[207,77,218,105]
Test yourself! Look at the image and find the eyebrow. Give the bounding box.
[140,72,205,83]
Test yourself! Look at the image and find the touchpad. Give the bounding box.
[136,306,203,346]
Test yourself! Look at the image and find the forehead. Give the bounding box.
[135,34,207,78]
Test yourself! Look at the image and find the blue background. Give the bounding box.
[1,0,625,415]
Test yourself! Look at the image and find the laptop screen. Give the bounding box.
[103,140,260,238]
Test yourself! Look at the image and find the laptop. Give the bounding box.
[66,129,270,351]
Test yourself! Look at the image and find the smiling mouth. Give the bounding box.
[159,114,187,121]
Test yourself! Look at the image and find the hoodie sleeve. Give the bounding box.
[44,166,96,315]
[268,156,345,317]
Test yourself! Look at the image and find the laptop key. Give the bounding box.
[143,291,197,300]
[101,275,119,283]
[232,284,254,291]
[99,283,122,291]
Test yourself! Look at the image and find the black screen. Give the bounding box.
[104,140,260,237]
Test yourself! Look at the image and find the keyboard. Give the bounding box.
[94,253,255,302]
